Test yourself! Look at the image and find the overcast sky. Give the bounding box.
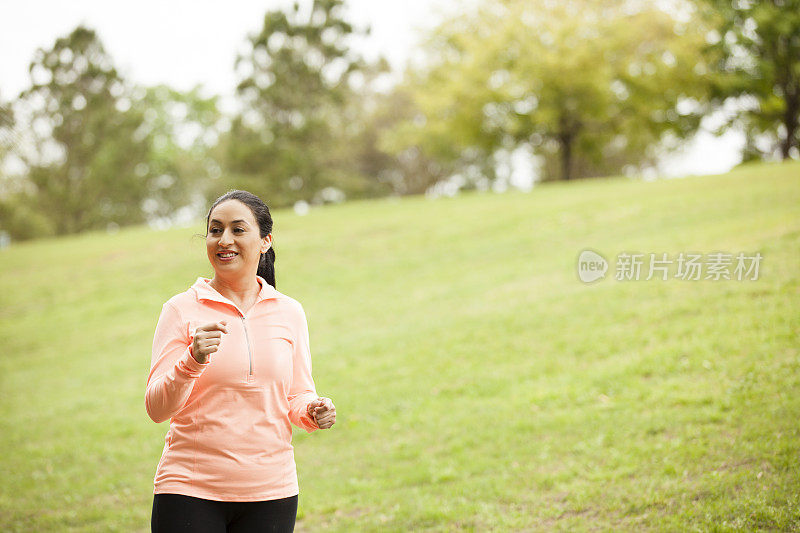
[0,0,743,180]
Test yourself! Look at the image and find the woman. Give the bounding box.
[146,190,336,532]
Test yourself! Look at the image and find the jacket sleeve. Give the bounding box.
[145,301,209,423]
[287,302,320,433]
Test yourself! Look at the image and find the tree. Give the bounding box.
[362,87,451,195]
[0,94,12,162]
[16,26,156,235]
[0,95,55,241]
[137,84,224,223]
[224,0,383,207]
[697,0,800,160]
[388,0,710,183]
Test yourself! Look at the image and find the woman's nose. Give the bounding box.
[219,229,234,245]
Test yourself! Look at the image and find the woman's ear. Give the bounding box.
[262,233,272,254]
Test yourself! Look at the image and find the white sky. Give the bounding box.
[0,0,742,180]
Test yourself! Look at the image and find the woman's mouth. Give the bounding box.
[217,252,238,262]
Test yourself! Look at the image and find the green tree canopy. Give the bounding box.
[0,95,12,157]
[138,84,224,223]
[16,26,155,235]
[698,0,800,160]
[387,0,710,183]
[0,95,54,241]
[1,26,219,241]
[223,0,384,207]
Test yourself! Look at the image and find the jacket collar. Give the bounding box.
[191,275,281,307]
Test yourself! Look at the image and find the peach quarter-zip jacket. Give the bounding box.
[145,275,320,501]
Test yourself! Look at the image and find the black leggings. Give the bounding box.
[151,493,297,533]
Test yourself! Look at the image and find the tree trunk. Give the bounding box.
[559,132,573,181]
[781,86,798,159]
[556,113,580,181]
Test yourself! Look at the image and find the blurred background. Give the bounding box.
[1,1,799,531]
[1,0,797,243]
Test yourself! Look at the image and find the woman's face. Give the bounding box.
[206,200,271,279]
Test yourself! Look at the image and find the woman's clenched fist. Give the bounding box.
[307,397,336,429]
[191,321,228,364]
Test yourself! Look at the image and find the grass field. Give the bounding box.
[1,160,799,531]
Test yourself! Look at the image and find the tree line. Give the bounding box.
[0,0,797,241]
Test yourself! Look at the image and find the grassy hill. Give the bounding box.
[1,161,798,531]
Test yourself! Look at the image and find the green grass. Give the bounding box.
[1,160,799,531]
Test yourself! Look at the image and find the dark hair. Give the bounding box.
[206,190,276,288]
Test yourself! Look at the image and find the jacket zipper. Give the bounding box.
[240,315,253,379]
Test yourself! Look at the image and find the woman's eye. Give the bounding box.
[234,228,244,232]
[210,228,221,234]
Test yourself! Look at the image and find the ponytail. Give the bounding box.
[259,247,276,289]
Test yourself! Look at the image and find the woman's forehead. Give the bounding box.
[209,200,256,224]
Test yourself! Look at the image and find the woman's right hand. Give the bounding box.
[191,321,228,364]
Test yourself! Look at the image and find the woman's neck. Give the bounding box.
[209,276,260,301]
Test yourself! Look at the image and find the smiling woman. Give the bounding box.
[145,190,337,533]
[205,199,274,313]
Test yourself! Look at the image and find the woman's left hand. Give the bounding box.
[307,397,336,429]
